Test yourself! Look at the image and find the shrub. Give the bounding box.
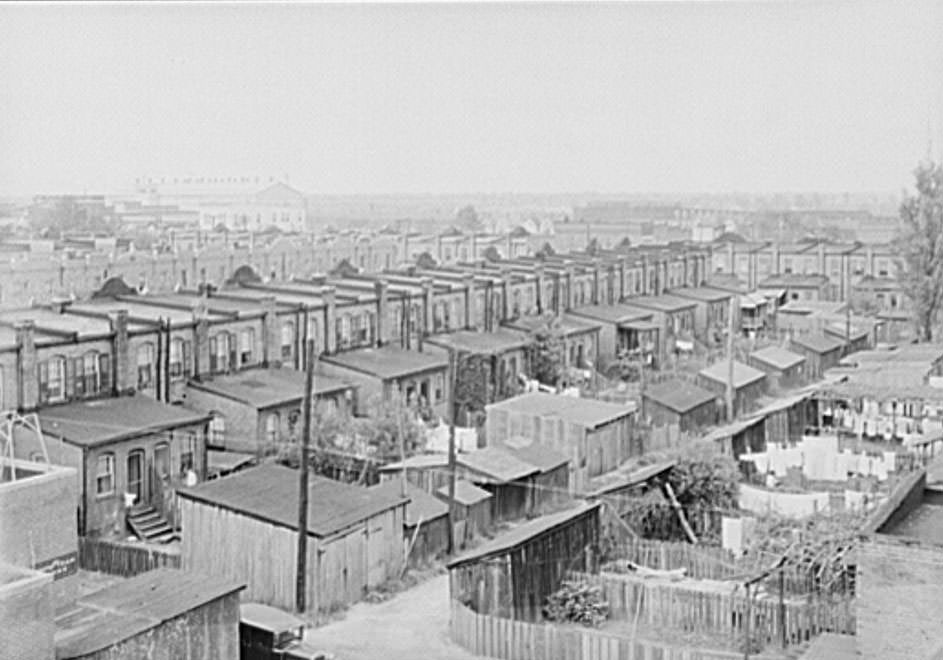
[542,580,609,628]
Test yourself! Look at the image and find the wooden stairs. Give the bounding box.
[126,505,177,544]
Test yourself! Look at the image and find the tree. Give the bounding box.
[455,204,484,232]
[617,237,632,249]
[535,242,556,260]
[527,315,567,386]
[894,161,943,340]
[586,237,600,256]
[415,251,438,269]
[482,246,501,262]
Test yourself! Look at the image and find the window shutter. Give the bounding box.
[73,357,85,397]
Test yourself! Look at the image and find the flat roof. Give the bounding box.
[670,287,732,303]
[759,273,828,288]
[67,299,224,326]
[583,459,676,498]
[436,479,492,506]
[568,303,653,325]
[425,328,530,355]
[178,463,407,537]
[778,300,847,316]
[240,602,304,635]
[187,367,352,409]
[506,444,569,472]
[749,346,806,371]
[447,502,600,568]
[371,481,448,527]
[698,360,767,389]
[322,345,447,380]
[623,294,697,313]
[144,293,268,317]
[1,308,148,340]
[40,395,212,448]
[207,450,256,475]
[55,568,244,659]
[486,392,637,428]
[790,333,845,354]
[642,379,716,413]
[458,446,540,483]
[507,314,602,336]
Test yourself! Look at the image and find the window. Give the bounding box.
[209,333,229,373]
[265,413,279,445]
[288,409,301,440]
[434,373,444,402]
[512,290,521,317]
[38,356,66,404]
[209,415,226,447]
[154,443,170,481]
[239,328,255,365]
[179,432,196,477]
[281,322,295,360]
[170,338,185,379]
[137,343,155,388]
[95,453,115,496]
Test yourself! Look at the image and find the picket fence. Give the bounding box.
[78,536,181,577]
[574,571,855,648]
[450,600,783,660]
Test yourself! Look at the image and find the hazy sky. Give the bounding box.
[1,1,942,196]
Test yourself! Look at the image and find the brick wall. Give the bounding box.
[0,567,54,660]
[858,537,943,660]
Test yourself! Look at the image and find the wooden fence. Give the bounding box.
[574,571,855,648]
[78,536,181,577]
[450,600,784,660]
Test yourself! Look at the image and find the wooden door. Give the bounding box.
[127,450,145,505]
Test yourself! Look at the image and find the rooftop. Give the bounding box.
[40,395,212,448]
[447,502,600,568]
[371,481,448,527]
[583,459,676,497]
[67,299,225,327]
[507,314,602,336]
[458,446,540,484]
[623,293,697,313]
[1,307,146,341]
[187,367,352,409]
[670,286,732,303]
[759,273,829,289]
[778,299,848,316]
[144,292,269,317]
[55,568,244,659]
[436,479,492,506]
[568,303,653,325]
[179,464,407,537]
[698,360,767,389]
[642,379,716,413]
[790,333,845,354]
[506,444,570,472]
[486,392,637,428]
[322,345,447,381]
[425,328,530,355]
[749,346,806,371]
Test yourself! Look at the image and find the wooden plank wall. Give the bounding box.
[78,536,181,577]
[449,600,786,660]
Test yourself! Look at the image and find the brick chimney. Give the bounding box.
[15,321,38,410]
[592,258,602,304]
[563,260,575,311]
[421,277,434,336]
[110,310,133,394]
[500,267,513,320]
[374,279,389,346]
[463,273,476,329]
[260,296,280,367]
[191,303,211,380]
[322,286,337,354]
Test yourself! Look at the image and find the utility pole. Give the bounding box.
[844,301,851,357]
[726,296,737,421]
[398,389,408,498]
[295,339,316,614]
[446,349,459,555]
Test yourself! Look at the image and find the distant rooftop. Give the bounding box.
[486,391,637,428]
[642,379,716,413]
[750,346,805,371]
[698,360,767,389]
[322,345,448,381]
[187,367,352,409]
[569,302,653,325]
[624,293,698,313]
[425,328,530,355]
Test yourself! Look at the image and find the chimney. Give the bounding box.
[641,254,650,295]
[190,303,211,379]
[534,263,545,314]
[500,267,512,321]
[592,258,602,305]
[15,321,38,410]
[606,265,615,305]
[421,277,434,336]
[322,286,337,354]
[463,273,476,329]
[563,260,575,311]
[111,310,133,394]
[261,296,280,367]
[375,279,389,346]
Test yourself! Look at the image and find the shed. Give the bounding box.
[507,444,571,512]
[484,391,639,493]
[448,502,601,622]
[54,568,244,660]
[370,480,450,566]
[178,464,407,613]
[582,460,676,516]
[748,346,806,389]
[435,480,493,545]
[696,360,768,419]
[701,416,767,460]
[641,379,718,432]
[790,333,845,378]
[457,446,541,522]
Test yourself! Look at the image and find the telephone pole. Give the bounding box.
[726,296,737,421]
[295,339,316,613]
[446,349,459,555]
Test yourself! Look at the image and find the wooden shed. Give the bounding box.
[436,480,493,546]
[790,333,845,379]
[748,345,807,389]
[54,568,244,660]
[507,444,570,513]
[447,502,601,622]
[178,464,407,614]
[484,392,639,494]
[701,416,767,460]
[696,360,768,419]
[371,480,450,566]
[641,379,719,432]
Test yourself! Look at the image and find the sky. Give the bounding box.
[1,1,942,197]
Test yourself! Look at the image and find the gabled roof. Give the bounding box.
[436,479,493,506]
[40,395,212,448]
[178,464,407,537]
[698,360,767,389]
[55,569,244,659]
[749,346,806,371]
[447,502,600,568]
[642,379,716,413]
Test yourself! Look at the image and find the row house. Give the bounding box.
[670,286,734,347]
[623,294,697,359]
[567,303,659,366]
[504,314,601,372]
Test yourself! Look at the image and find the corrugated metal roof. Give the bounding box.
[178,464,407,537]
[447,502,600,568]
